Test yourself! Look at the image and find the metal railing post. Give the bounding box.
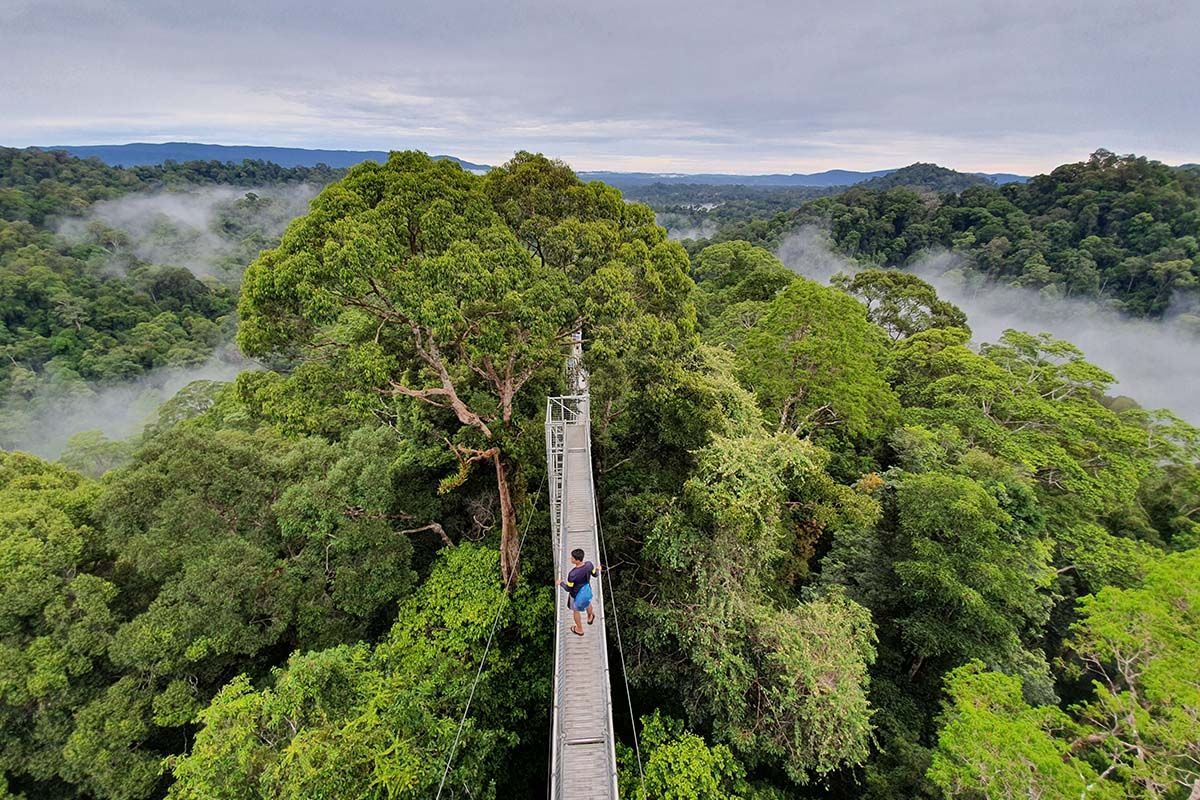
[545,329,616,800]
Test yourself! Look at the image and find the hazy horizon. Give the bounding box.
[14,139,1061,177]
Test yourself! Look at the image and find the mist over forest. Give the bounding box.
[913,253,1200,423]
[770,227,1200,423]
[0,150,339,456]
[4,0,1200,794]
[57,183,319,280]
[2,350,249,458]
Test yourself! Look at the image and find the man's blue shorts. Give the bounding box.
[570,583,593,612]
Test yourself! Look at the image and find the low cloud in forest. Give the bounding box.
[774,230,1200,424]
[57,184,318,280]
[775,225,862,285]
[913,252,1200,424]
[5,187,302,460]
[2,351,254,459]
[663,220,717,242]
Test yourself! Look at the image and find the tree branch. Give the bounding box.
[387,381,451,410]
[398,522,454,548]
[1063,732,1108,760]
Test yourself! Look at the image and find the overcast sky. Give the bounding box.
[2,0,1197,173]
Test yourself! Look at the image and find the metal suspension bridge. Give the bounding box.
[544,331,621,799]
[436,330,628,799]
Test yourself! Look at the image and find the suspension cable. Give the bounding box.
[594,490,644,787]
[435,471,548,800]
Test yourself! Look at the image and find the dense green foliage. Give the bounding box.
[832,270,970,341]
[701,151,1200,316]
[619,712,785,799]
[170,544,549,800]
[623,183,836,240]
[852,163,994,194]
[736,279,898,439]
[1,148,1197,800]
[0,147,341,455]
[931,548,1200,800]
[0,147,338,224]
[0,220,234,388]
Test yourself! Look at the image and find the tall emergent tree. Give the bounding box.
[238,151,694,583]
[736,276,899,440]
[832,269,969,341]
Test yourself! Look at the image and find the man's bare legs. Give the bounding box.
[570,605,596,635]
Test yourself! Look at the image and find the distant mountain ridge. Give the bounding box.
[979,171,1028,185]
[580,166,1028,188]
[578,168,896,187]
[39,142,491,172]
[31,141,1030,187]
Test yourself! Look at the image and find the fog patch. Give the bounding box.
[774,225,861,284]
[1,348,255,459]
[58,184,318,280]
[655,211,717,242]
[772,230,1200,424]
[666,221,718,242]
[913,250,1200,424]
[9,185,310,459]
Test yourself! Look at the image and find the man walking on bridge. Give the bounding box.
[558,548,600,636]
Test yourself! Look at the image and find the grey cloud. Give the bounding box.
[2,0,1197,171]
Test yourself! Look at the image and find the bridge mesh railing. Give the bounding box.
[545,395,586,555]
[544,329,618,799]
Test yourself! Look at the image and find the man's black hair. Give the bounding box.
[571,548,585,561]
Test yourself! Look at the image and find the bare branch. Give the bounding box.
[398,522,455,548]
[387,381,451,410]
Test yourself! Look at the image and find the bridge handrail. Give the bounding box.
[545,328,618,799]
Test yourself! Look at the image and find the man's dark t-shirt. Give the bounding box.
[563,561,598,598]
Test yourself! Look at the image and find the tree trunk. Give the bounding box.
[494,452,520,589]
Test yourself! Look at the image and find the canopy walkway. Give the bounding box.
[544,334,620,799]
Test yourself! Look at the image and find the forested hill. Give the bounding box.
[1,147,342,223]
[634,164,1006,237]
[853,162,996,193]
[1,149,1198,800]
[700,149,1200,316]
[581,166,1025,189]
